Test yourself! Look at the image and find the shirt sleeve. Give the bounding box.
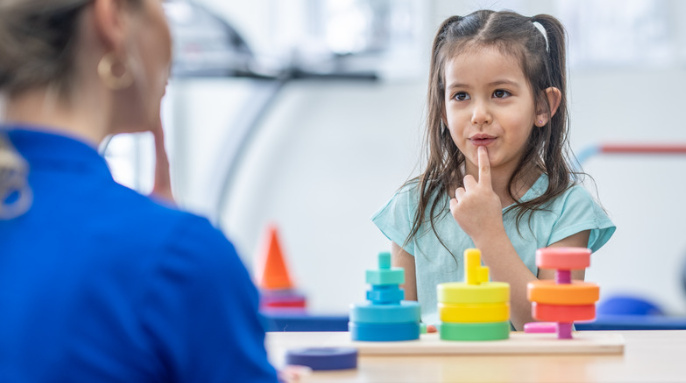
[140,214,278,383]
[548,185,616,252]
[371,185,418,256]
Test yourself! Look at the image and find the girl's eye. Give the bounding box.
[493,89,511,98]
[454,92,470,101]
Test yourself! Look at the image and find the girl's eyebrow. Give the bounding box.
[488,80,520,88]
[448,82,470,90]
[448,79,520,90]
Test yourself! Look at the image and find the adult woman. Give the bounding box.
[0,1,278,381]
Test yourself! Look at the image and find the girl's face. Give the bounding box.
[443,46,537,177]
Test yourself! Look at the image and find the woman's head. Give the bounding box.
[0,0,172,134]
[407,10,575,247]
[0,0,171,218]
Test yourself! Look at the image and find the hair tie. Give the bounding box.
[532,21,549,53]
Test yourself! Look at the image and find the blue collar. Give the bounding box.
[2,126,112,180]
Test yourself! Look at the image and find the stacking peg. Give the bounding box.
[526,247,599,339]
[349,252,421,341]
[437,249,511,341]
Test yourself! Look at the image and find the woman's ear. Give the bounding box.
[535,87,562,127]
[92,0,129,53]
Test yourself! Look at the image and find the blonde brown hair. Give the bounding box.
[0,0,139,218]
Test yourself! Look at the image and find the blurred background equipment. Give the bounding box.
[101,0,686,320]
[255,224,308,311]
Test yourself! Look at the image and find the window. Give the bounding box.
[557,0,677,68]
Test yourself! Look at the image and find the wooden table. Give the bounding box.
[266,330,686,382]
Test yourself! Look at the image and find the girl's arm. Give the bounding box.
[473,229,589,331]
[391,241,417,301]
[538,231,588,282]
[451,147,589,330]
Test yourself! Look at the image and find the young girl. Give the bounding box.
[372,10,615,331]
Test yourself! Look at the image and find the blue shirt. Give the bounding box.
[372,174,616,325]
[0,128,278,383]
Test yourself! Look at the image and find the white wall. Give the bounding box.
[220,80,425,313]
[168,0,686,315]
[569,69,686,315]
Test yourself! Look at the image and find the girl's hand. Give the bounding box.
[449,146,504,242]
[150,121,175,204]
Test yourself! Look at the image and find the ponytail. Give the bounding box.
[528,14,573,219]
[0,135,32,219]
[531,15,567,98]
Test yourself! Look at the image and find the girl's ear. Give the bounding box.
[535,87,562,127]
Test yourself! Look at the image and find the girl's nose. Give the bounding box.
[471,101,492,125]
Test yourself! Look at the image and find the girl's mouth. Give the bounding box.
[469,135,496,146]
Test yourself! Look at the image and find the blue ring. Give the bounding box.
[349,321,420,341]
[366,285,404,304]
[350,301,420,323]
[286,347,357,370]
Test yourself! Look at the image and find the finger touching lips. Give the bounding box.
[478,146,491,187]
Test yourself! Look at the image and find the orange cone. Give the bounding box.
[255,224,294,290]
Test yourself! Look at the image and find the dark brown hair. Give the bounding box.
[406,10,577,250]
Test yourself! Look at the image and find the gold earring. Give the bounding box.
[98,52,133,90]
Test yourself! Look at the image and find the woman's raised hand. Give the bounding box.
[150,121,175,204]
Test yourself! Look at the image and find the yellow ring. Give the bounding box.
[438,302,510,323]
[437,282,510,304]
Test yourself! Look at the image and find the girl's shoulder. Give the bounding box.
[374,180,422,217]
[534,176,616,252]
[557,181,599,206]
[373,178,448,222]
[392,179,448,209]
[533,175,603,214]
[527,173,592,198]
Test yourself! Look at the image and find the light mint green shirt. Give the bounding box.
[371,174,616,326]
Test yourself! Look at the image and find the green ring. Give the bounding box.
[439,321,510,341]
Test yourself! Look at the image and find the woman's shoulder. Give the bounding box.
[103,185,237,265]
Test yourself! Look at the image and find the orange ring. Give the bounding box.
[532,302,595,322]
[536,247,591,270]
[528,280,599,305]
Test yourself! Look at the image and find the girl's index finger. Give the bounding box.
[478,146,492,189]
